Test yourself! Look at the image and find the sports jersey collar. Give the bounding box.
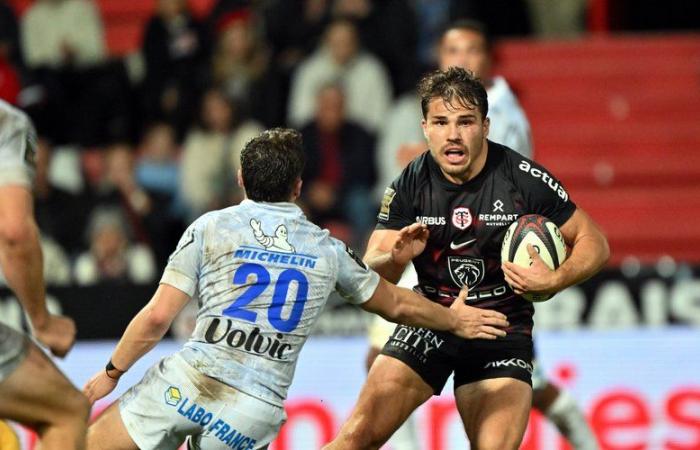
[240,199,305,216]
[427,142,497,191]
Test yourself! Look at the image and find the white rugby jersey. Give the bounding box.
[486,76,533,159]
[162,199,380,406]
[0,100,36,187]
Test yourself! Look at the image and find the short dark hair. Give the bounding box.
[240,128,306,202]
[418,67,489,120]
[440,19,492,51]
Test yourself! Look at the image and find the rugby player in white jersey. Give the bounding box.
[82,128,509,450]
[0,99,89,449]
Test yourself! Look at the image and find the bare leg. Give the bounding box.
[324,355,433,450]
[87,401,139,450]
[455,378,532,450]
[0,342,89,450]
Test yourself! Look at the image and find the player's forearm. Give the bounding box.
[553,231,609,291]
[391,288,457,332]
[0,219,49,328]
[364,250,405,285]
[109,304,172,373]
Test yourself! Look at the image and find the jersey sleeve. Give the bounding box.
[375,169,416,230]
[160,214,208,296]
[512,157,576,227]
[332,238,380,305]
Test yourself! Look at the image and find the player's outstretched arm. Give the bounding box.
[502,208,610,296]
[363,223,429,284]
[0,186,76,357]
[83,284,190,403]
[361,278,508,339]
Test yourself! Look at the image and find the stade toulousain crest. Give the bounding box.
[448,256,485,289]
[452,207,472,230]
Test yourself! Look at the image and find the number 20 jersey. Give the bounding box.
[162,199,379,407]
[377,142,576,335]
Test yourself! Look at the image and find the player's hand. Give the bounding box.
[83,370,119,405]
[449,286,509,339]
[391,223,429,266]
[501,244,559,296]
[33,314,76,358]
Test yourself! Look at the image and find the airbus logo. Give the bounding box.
[450,238,477,250]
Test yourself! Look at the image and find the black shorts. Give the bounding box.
[380,325,533,394]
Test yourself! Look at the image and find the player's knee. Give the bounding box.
[475,432,522,450]
[0,217,32,247]
[339,416,388,449]
[61,387,91,422]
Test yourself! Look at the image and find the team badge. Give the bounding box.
[448,256,485,288]
[452,207,472,230]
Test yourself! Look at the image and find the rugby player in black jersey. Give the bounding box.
[323,68,609,450]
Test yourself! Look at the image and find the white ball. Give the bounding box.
[501,214,567,302]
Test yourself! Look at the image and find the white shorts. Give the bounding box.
[368,264,418,349]
[119,353,286,450]
[0,323,28,384]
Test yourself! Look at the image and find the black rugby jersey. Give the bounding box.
[376,141,576,335]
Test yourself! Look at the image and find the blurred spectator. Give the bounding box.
[300,83,376,245]
[91,144,152,245]
[0,1,22,103]
[33,138,90,255]
[135,122,186,268]
[19,0,130,146]
[264,0,331,72]
[181,88,263,220]
[288,18,392,132]
[526,0,587,37]
[332,0,418,95]
[73,207,156,285]
[20,0,105,70]
[141,0,210,138]
[0,1,23,70]
[211,8,285,127]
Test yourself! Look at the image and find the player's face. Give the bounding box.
[422,97,489,184]
[439,29,491,80]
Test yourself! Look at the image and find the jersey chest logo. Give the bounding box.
[451,207,472,230]
[448,256,485,289]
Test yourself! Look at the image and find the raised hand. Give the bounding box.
[391,223,429,266]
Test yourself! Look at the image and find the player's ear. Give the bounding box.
[483,116,490,138]
[237,169,244,189]
[421,119,428,141]
[292,177,302,200]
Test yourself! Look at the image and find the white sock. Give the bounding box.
[387,414,420,450]
[546,390,599,450]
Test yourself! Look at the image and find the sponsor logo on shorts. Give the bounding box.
[164,386,182,406]
[171,394,258,449]
[389,326,445,364]
[484,358,533,373]
[204,318,293,360]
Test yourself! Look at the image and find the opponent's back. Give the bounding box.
[162,199,377,406]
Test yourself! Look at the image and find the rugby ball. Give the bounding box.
[501,214,567,302]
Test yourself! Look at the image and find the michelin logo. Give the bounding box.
[250,219,295,253]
